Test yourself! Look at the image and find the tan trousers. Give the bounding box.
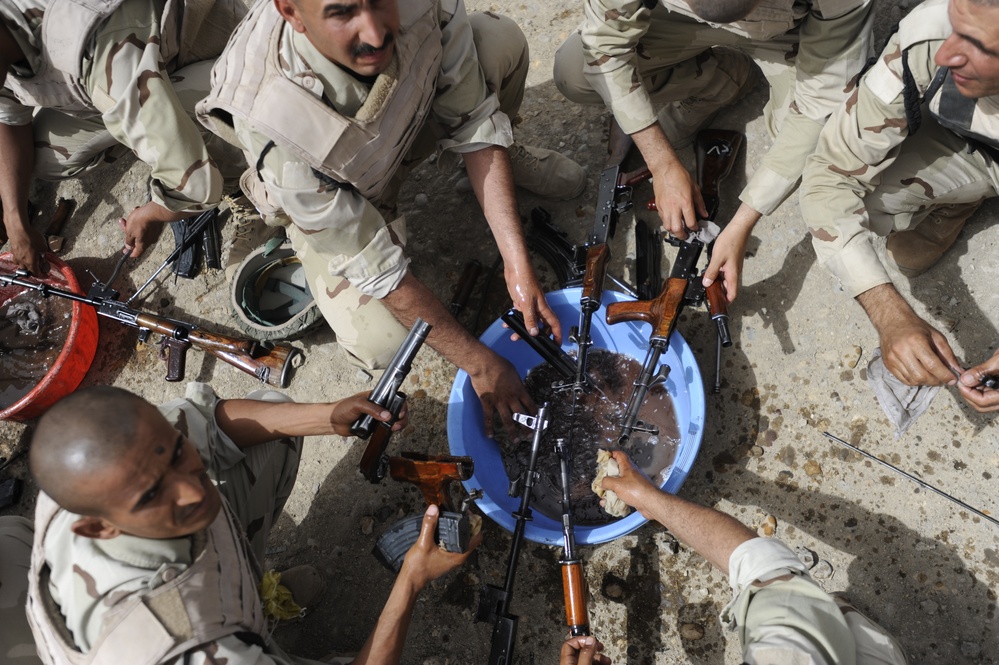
[553,9,798,142]
[31,60,245,190]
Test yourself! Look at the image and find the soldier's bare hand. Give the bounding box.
[328,392,407,436]
[560,636,612,665]
[650,161,706,240]
[121,201,178,257]
[505,263,563,344]
[957,349,999,413]
[599,451,660,519]
[399,505,482,591]
[879,316,961,387]
[469,352,534,441]
[7,224,49,276]
[702,226,748,303]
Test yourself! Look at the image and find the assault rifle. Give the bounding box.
[354,318,432,483]
[477,405,549,665]
[606,129,744,441]
[556,437,590,637]
[0,269,300,387]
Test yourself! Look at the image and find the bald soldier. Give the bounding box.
[800,0,999,412]
[0,0,249,274]
[553,0,874,301]
[26,384,479,664]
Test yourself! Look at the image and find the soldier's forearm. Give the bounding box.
[856,283,920,335]
[0,121,35,230]
[462,145,529,267]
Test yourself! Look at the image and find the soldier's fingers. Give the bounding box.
[520,306,541,337]
[416,504,440,549]
[480,397,496,438]
[537,300,562,344]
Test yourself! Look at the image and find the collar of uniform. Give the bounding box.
[94,531,194,570]
[287,27,369,117]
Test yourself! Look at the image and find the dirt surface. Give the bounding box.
[3,1,999,663]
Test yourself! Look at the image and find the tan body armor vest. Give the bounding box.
[198,0,442,201]
[26,493,267,665]
[898,0,999,158]
[5,0,244,114]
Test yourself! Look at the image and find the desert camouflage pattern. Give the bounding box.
[800,0,999,298]
[200,0,444,202]
[0,516,41,665]
[27,384,310,665]
[724,538,908,663]
[556,0,873,216]
[0,0,246,213]
[203,3,525,369]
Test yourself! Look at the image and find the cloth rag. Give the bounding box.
[866,349,941,438]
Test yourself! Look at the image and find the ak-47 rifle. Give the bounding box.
[556,438,590,637]
[477,405,550,665]
[0,269,300,387]
[354,318,432,483]
[606,129,743,441]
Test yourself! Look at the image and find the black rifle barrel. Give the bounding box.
[823,432,999,528]
[351,318,432,438]
[501,309,578,382]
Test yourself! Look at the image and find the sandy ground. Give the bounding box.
[3,0,999,663]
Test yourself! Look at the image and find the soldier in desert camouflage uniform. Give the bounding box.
[800,0,999,413]
[553,0,874,302]
[0,0,246,275]
[199,0,588,438]
[27,384,477,664]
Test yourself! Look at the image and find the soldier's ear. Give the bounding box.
[274,0,307,34]
[71,517,121,540]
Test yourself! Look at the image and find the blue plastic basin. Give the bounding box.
[447,287,706,546]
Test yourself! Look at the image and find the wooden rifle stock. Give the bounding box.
[581,244,609,305]
[388,452,473,509]
[605,278,687,340]
[135,312,299,388]
[695,129,744,220]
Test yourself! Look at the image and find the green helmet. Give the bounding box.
[230,238,325,341]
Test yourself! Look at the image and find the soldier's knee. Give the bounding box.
[554,33,597,104]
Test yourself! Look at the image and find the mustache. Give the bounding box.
[353,33,394,58]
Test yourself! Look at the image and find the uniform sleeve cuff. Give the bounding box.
[821,241,893,298]
[728,538,809,595]
[740,166,798,217]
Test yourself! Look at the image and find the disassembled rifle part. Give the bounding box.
[126,207,219,305]
[0,269,300,388]
[556,437,591,637]
[477,404,550,665]
[823,432,999,528]
[949,365,999,390]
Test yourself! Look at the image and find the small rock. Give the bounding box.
[750,445,764,457]
[359,516,374,535]
[804,460,822,477]
[307,538,318,548]
[959,640,980,658]
[794,545,817,568]
[914,541,938,551]
[758,514,777,537]
[356,369,372,383]
[313,483,320,495]
[679,623,705,641]
[455,177,473,193]
[811,560,834,580]
[412,389,428,399]
[920,599,939,615]
[463,572,480,586]
[414,193,429,206]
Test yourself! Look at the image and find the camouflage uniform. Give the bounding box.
[554,0,874,216]
[801,0,999,297]
[0,516,41,664]
[0,0,245,213]
[30,383,318,665]
[199,2,527,369]
[725,538,908,663]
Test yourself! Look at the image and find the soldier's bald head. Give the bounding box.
[687,0,763,23]
[30,387,158,515]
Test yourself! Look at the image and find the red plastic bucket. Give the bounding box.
[0,253,99,422]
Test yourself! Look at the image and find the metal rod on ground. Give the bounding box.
[823,432,999,528]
